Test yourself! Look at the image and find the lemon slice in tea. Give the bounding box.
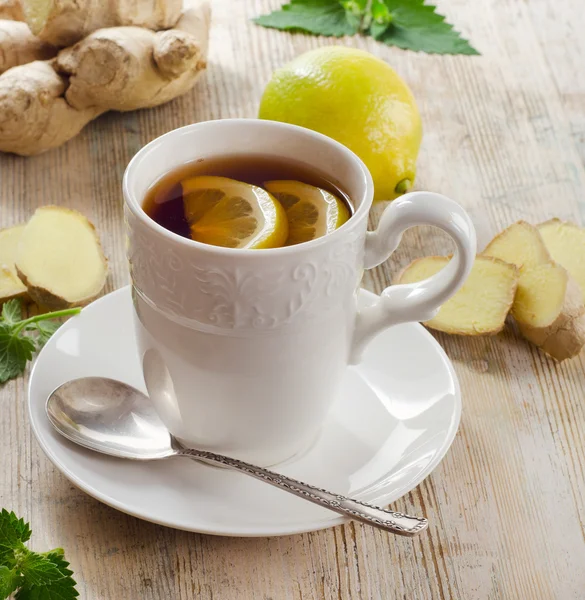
[263,180,350,246]
[182,176,288,249]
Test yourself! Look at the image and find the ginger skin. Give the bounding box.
[56,0,210,112]
[0,60,103,155]
[0,0,210,155]
[0,0,24,21]
[0,19,56,73]
[517,277,585,361]
[21,0,182,46]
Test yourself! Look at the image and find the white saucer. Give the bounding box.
[28,287,461,537]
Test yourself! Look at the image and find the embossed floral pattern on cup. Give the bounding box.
[127,207,364,332]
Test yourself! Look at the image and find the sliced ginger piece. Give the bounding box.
[16,206,107,309]
[483,221,585,360]
[0,224,27,302]
[397,255,518,335]
[482,221,551,271]
[483,222,568,327]
[538,219,585,299]
[512,262,568,328]
[517,277,585,361]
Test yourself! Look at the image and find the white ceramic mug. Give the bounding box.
[123,119,476,466]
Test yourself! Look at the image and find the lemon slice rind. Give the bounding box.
[182,176,288,249]
[264,180,350,246]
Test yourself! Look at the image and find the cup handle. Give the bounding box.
[349,191,477,364]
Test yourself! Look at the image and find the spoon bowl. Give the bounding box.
[47,378,175,460]
[46,377,428,536]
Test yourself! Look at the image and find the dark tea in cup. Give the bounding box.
[142,154,353,248]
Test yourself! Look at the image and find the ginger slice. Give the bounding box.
[483,222,568,327]
[511,262,568,328]
[483,221,551,272]
[396,255,518,335]
[15,206,107,309]
[483,221,585,360]
[517,277,585,361]
[0,224,27,302]
[538,219,585,299]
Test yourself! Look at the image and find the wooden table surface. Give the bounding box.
[2,0,585,598]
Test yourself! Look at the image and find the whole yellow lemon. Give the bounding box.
[258,46,422,202]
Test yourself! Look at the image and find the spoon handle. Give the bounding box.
[177,447,428,536]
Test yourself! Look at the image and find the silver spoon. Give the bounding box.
[46,377,428,536]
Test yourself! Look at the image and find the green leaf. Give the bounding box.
[19,553,64,587]
[0,305,79,384]
[368,0,392,38]
[340,0,367,10]
[16,552,78,600]
[34,321,61,349]
[0,565,21,599]
[0,511,77,599]
[0,324,36,384]
[254,0,359,37]
[373,0,479,55]
[1,300,23,326]
[0,510,32,563]
[340,0,368,30]
[253,0,477,55]
[371,0,392,24]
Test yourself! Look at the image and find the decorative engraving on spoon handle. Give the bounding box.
[178,448,428,536]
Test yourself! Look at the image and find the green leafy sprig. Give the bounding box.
[0,299,80,384]
[254,0,478,55]
[0,509,78,599]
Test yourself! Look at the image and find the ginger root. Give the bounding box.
[0,19,56,73]
[0,0,209,155]
[56,0,210,112]
[0,224,27,302]
[483,221,585,361]
[22,0,182,46]
[538,219,585,298]
[0,0,23,21]
[397,255,519,335]
[15,206,107,309]
[0,60,103,155]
